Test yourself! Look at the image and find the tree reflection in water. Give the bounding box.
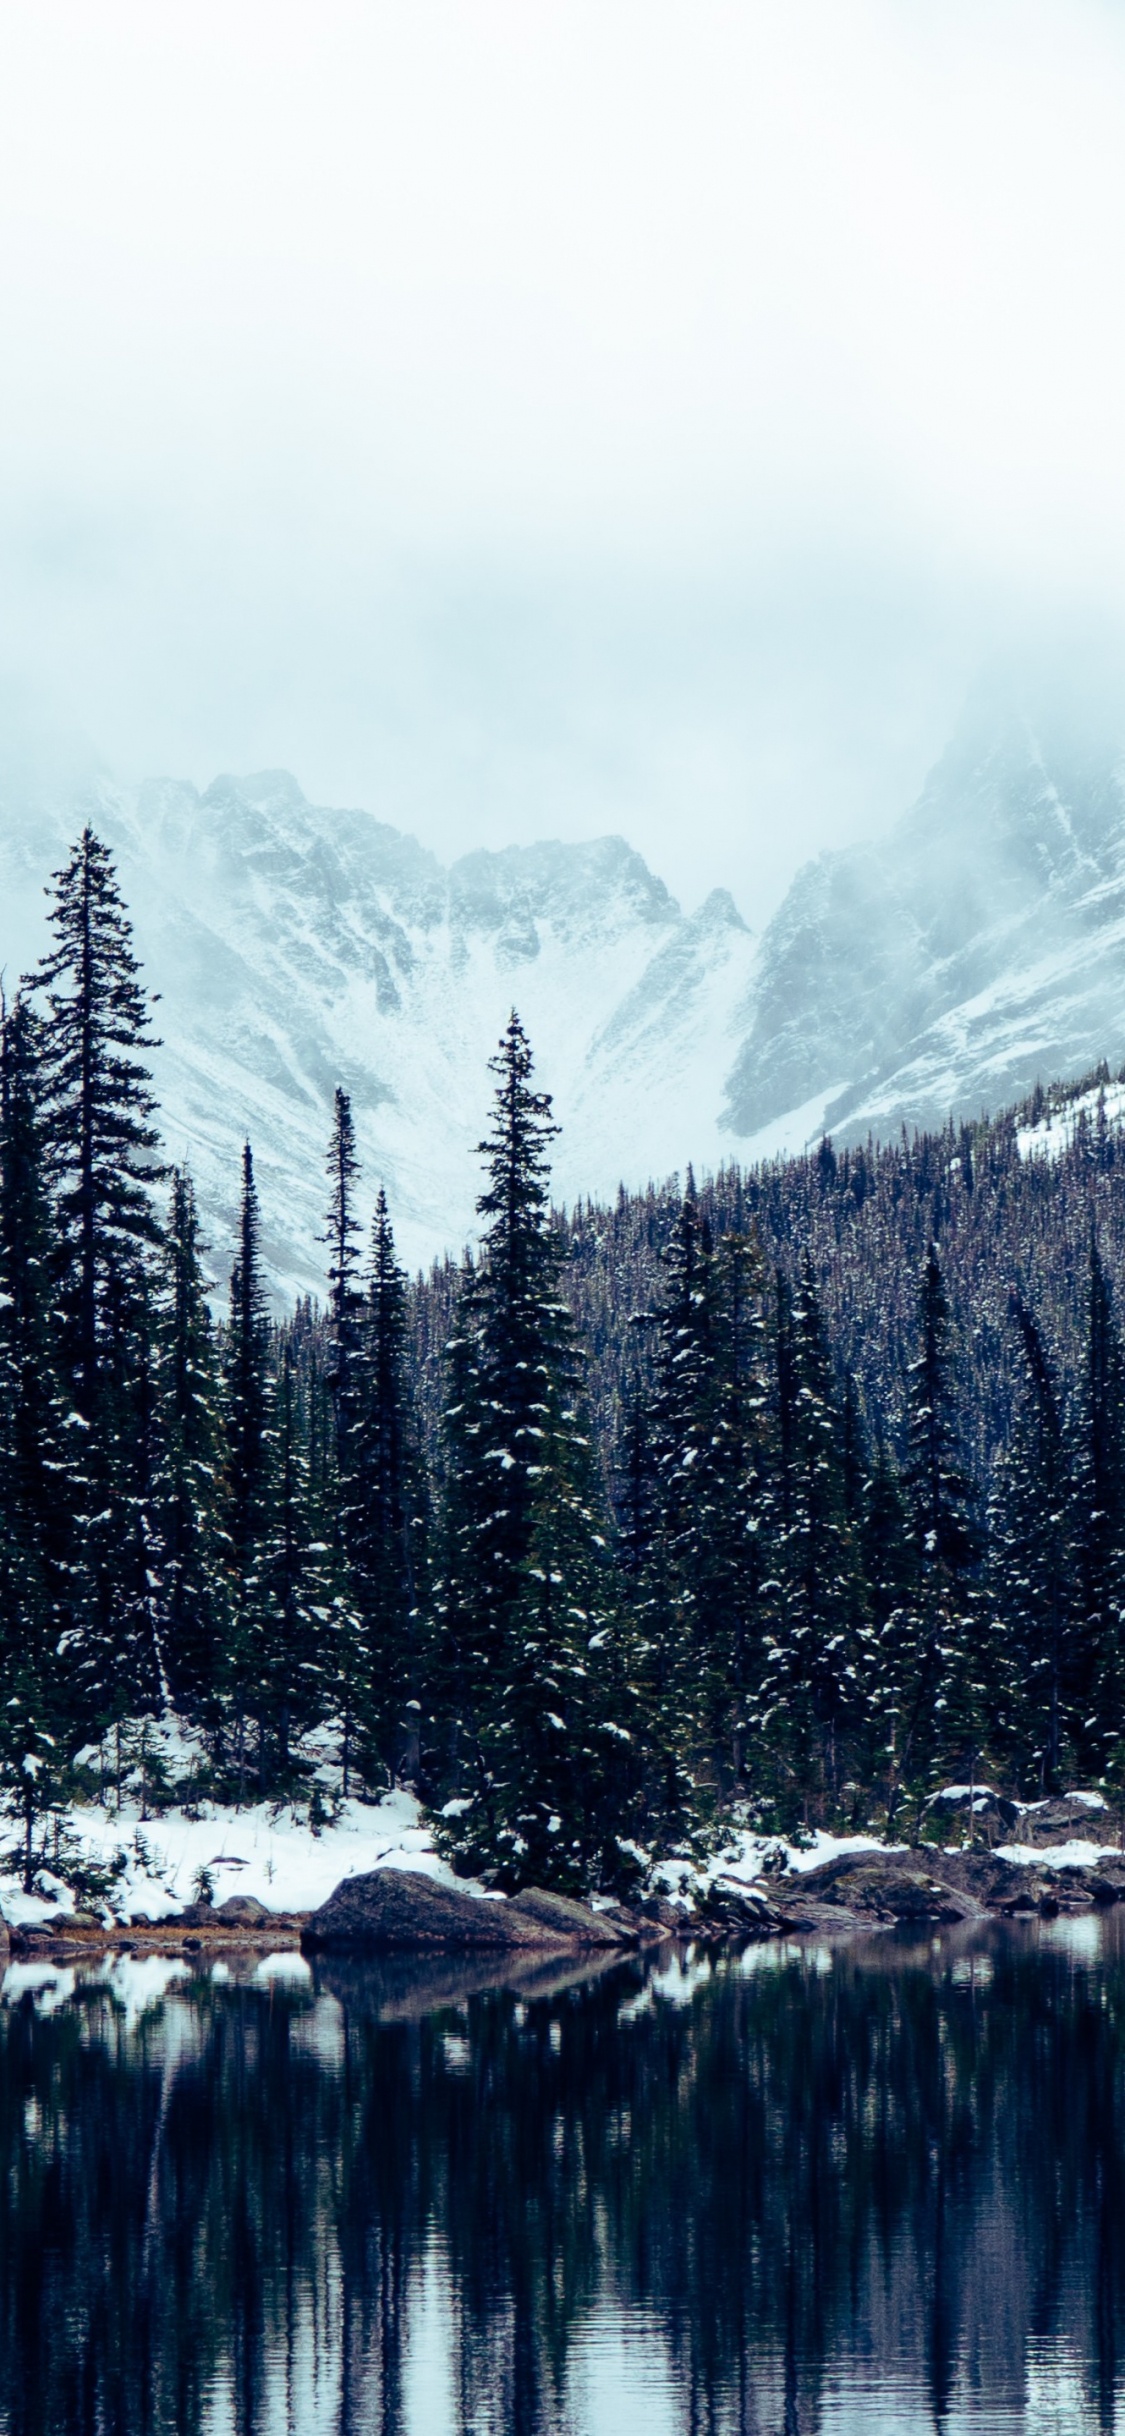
[2,1922,1125,2434]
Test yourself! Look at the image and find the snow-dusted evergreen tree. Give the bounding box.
[0,994,72,1843]
[258,1338,331,1779]
[350,1187,420,1781]
[758,1253,867,1817]
[638,1198,771,1810]
[225,1142,274,1786]
[987,1294,1075,1792]
[897,1241,982,1793]
[439,1013,626,1887]
[103,1264,168,1717]
[158,1169,230,1714]
[1077,1230,1125,1767]
[323,1086,364,1518]
[859,1429,916,1803]
[634,1177,715,1828]
[24,827,166,1723]
[27,827,164,1416]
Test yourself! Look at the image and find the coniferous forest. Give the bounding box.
[7,829,1125,1891]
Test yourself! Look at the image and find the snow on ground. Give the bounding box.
[0,1786,468,1928]
[1017,1079,1125,1163]
[651,1828,898,1912]
[996,1839,1121,1870]
[1,1738,1120,1933]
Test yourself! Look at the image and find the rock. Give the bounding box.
[925,1787,1023,1830]
[793,1851,985,1925]
[1015,1795,1114,1847]
[699,1880,783,1939]
[636,1895,686,1933]
[506,1887,631,1945]
[302,1869,581,1953]
[0,1915,8,1968]
[772,1896,865,1935]
[175,1903,218,1928]
[215,1894,273,1925]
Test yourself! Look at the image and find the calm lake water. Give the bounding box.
[3,1916,1125,2434]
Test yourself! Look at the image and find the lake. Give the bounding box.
[2,1916,1125,2434]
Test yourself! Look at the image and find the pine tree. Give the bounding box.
[24,827,166,1727]
[158,1170,230,1715]
[640,1206,771,1807]
[351,1188,420,1782]
[860,1428,916,1806]
[1076,1230,1125,1768]
[225,1142,273,1790]
[0,995,73,1835]
[323,1086,364,1519]
[27,826,164,1416]
[439,1013,624,1888]
[258,1338,330,1779]
[988,1294,1075,1793]
[638,1178,715,1827]
[897,1242,982,1796]
[302,1329,365,1798]
[758,1254,865,1819]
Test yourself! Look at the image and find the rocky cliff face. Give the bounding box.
[726,702,1125,1154]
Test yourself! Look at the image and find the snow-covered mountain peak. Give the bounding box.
[8,691,1125,1299]
[0,766,754,1294]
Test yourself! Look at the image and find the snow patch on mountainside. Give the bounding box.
[1017,1078,1125,1161]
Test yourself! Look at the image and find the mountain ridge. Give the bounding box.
[6,694,1125,1295]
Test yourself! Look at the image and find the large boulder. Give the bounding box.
[506,1887,632,1945]
[791,1850,984,1925]
[1014,1795,1116,1848]
[215,1894,273,1926]
[302,1869,579,1953]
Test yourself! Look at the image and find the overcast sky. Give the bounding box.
[1,1,1125,924]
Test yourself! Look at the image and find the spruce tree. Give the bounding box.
[259,1338,329,1778]
[758,1254,866,1819]
[24,827,166,1725]
[639,1178,715,1827]
[158,1169,230,1714]
[323,1086,364,1519]
[860,1429,916,1806]
[439,1013,623,1888]
[225,1142,273,1788]
[0,995,72,1838]
[988,1295,1075,1793]
[898,1242,981,1796]
[1076,1230,1125,1768]
[27,826,164,1416]
[641,1204,771,1807]
[351,1187,420,1781]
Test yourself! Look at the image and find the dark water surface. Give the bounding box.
[3,1917,1125,2434]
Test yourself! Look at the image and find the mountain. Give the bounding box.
[5,692,1125,1296]
[726,697,1125,1155]
[0,769,755,1292]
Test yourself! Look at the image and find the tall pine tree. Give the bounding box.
[439,1014,625,1888]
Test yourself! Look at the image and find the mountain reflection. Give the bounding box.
[3,1924,1125,2434]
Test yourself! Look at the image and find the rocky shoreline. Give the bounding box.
[4,1796,1123,1968]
